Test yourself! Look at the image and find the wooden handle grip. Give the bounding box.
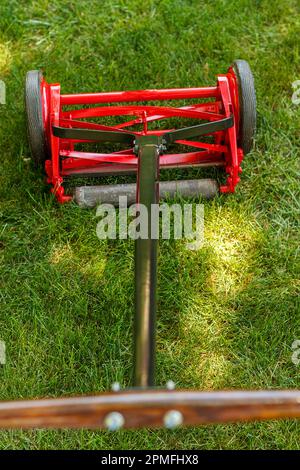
[1,390,300,429]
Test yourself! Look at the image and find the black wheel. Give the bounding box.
[25,70,49,166]
[231,60,256,155]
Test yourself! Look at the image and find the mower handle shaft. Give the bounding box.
[134,137,161,387]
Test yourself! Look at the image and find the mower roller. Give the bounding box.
[8,60,296,431]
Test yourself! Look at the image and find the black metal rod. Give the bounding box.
[52,126,135,145]
[164,115,233,144]
[134,138,160,387]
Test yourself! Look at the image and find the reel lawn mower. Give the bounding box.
[25,60,256,207]
[4,60,299,430]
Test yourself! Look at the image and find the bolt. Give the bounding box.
[158,144,167,154]
[111,382,121,392]
[104,412,125,431]
[166,380,176,390]
[163,410,183,429]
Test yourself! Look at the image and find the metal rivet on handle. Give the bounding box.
[104,412,125,431]
[111,382,121,392]
[163,410,183,429]
[166,380,176,390]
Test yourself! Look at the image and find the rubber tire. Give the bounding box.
[232,60,256,155]
[25,70,49,166]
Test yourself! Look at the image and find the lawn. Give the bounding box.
[0,0,299,450]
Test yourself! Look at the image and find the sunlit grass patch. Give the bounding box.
[204,204,263,297]
[0,41,12,74]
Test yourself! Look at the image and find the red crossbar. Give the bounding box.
[60,87,220,105]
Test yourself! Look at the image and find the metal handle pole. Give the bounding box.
[134,137,161,387]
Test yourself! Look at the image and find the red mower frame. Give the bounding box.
[34,66,248,204]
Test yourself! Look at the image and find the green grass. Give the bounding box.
[0,0,300,450]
